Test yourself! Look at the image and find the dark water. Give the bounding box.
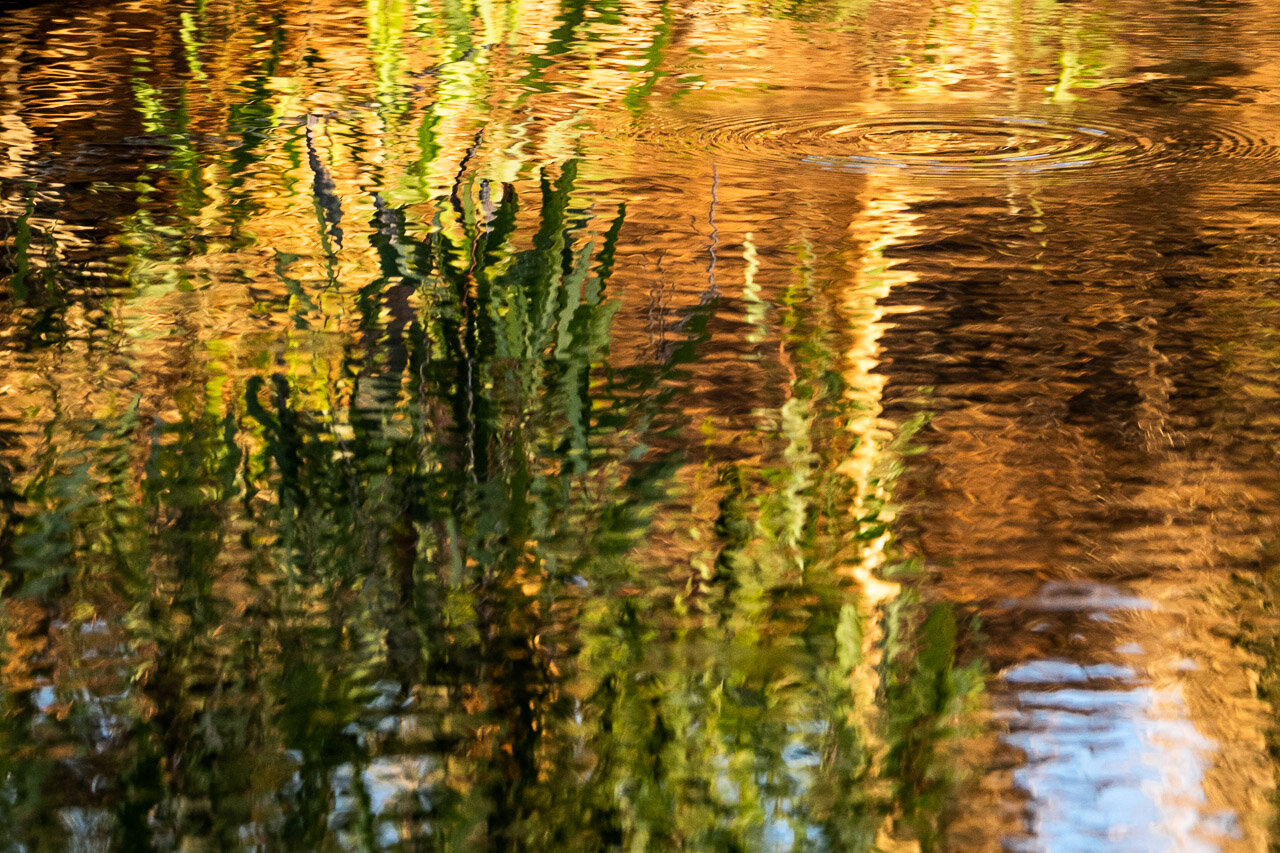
[2,0,1280,849]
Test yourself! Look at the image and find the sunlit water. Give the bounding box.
[2,0,1280,849]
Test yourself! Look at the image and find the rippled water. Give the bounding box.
[3,0,1280,849]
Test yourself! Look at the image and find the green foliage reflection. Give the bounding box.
[0,157,980,849]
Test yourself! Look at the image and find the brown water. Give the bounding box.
[3,0,1280,849]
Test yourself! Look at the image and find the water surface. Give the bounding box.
[2,0,1280,849]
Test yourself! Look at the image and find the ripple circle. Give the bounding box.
[647,109,1280,178]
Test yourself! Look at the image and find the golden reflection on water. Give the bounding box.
[2,0,1280,848]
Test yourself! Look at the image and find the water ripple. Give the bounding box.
[645,108,1280,178]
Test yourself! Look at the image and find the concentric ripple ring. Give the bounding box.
[815,117,1146,173]
[644,108,1280,178]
